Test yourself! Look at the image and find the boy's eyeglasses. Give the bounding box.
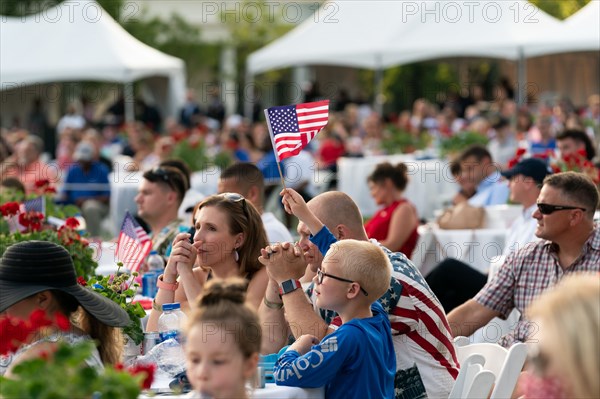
[536,203,586,215]
[316,269,368,296]
[220,192,249,218]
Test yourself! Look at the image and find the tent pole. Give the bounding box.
[517,47,526,108]
[124,82,135,123]
[374,55,384,115]
[244,68,253,120]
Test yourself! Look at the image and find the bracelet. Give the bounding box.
[157,274,179,291]
[152,298,163,312]
[279,279,302,296]
[263,296,284,309]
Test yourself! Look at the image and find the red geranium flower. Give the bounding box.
[18,211,44,232]
[0,202,21,217]
[0,310,69,356]
[77,276,88,286]
[65,217,80,229]
[129,363,156,390]
[34,179,50,188]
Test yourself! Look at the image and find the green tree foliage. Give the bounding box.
[222,0,302,112]
[529,0,590,19]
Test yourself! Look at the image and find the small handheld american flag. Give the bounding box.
[117,211,152,272]
[265,100,330,162]
[22,196,45,215]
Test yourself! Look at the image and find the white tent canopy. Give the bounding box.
[527,0,600,57]
[248,0,567,75]
[0,0,186,118]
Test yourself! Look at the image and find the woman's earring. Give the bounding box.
[234,248,239,262]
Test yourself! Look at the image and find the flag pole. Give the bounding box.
[264,108,287,191]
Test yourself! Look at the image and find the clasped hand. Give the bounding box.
[259,242,306,283]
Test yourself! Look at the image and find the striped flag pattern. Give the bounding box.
[265,100,329,161]
[117,211,152,272]
[22,196,45,215]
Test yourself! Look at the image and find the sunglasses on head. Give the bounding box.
[536,203,587,215]
[150,167,184,194]
[316,269,369,296]
[219,192,249,218]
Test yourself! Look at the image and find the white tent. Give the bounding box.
[0,0,186,119]
[527,0,600,57]
[246,0,600,113]
[247,0,565,75]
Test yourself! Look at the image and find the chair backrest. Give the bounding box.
[454,336,528,399]
[449,353,495,399]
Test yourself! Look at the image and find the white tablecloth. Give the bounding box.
[109,170,143,236]
[140,382,323,399]
[337,155,457,220]
[411,225,508,276]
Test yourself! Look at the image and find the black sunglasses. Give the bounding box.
[537,203,587,215]
[220,192,249,218]
[317,269,368,296]
[150,167,184,194]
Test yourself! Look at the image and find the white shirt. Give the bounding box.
[262,212,293,244]
[503,204,539,256]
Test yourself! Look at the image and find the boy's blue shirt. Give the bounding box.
[274,301,396,399]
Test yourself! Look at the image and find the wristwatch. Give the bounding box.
[279,279,302,295]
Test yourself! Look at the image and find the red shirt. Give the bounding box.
[364,199,419,257]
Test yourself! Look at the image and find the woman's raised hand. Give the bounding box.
[165,232,196,277]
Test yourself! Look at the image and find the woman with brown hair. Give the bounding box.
[147,193,269,331]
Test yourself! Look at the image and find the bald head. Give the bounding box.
[308,191,367,238]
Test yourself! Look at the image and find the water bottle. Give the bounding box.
[142,251,164,297]
[147,250,165,272]
[157,303,187,343]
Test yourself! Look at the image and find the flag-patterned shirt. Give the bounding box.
[308,227,459,399]
[265,100,329,161]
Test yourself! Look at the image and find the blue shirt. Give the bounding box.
[468,171,509,206]
[63,162,110,204]
[274,301,396,399]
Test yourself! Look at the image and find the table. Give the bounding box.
[140,382,324,399]
[411,224,508,276]
[109,170,143,236]
[337,155,457,220]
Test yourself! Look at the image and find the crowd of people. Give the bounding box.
[1,85,600,398]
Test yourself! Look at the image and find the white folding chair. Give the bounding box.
[454,336,528,399]
[449,353,495,399]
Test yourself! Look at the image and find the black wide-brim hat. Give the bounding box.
[0,241,130,327]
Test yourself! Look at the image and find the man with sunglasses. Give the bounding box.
[448,172,599,348]
[134,166,189,258]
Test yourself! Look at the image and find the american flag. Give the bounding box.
[22,196,45,215]
[117,211,152,272]
[265,100,329,161]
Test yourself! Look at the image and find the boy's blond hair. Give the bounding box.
[326,240,391,300]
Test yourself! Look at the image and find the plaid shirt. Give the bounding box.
[475,228,600,347]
